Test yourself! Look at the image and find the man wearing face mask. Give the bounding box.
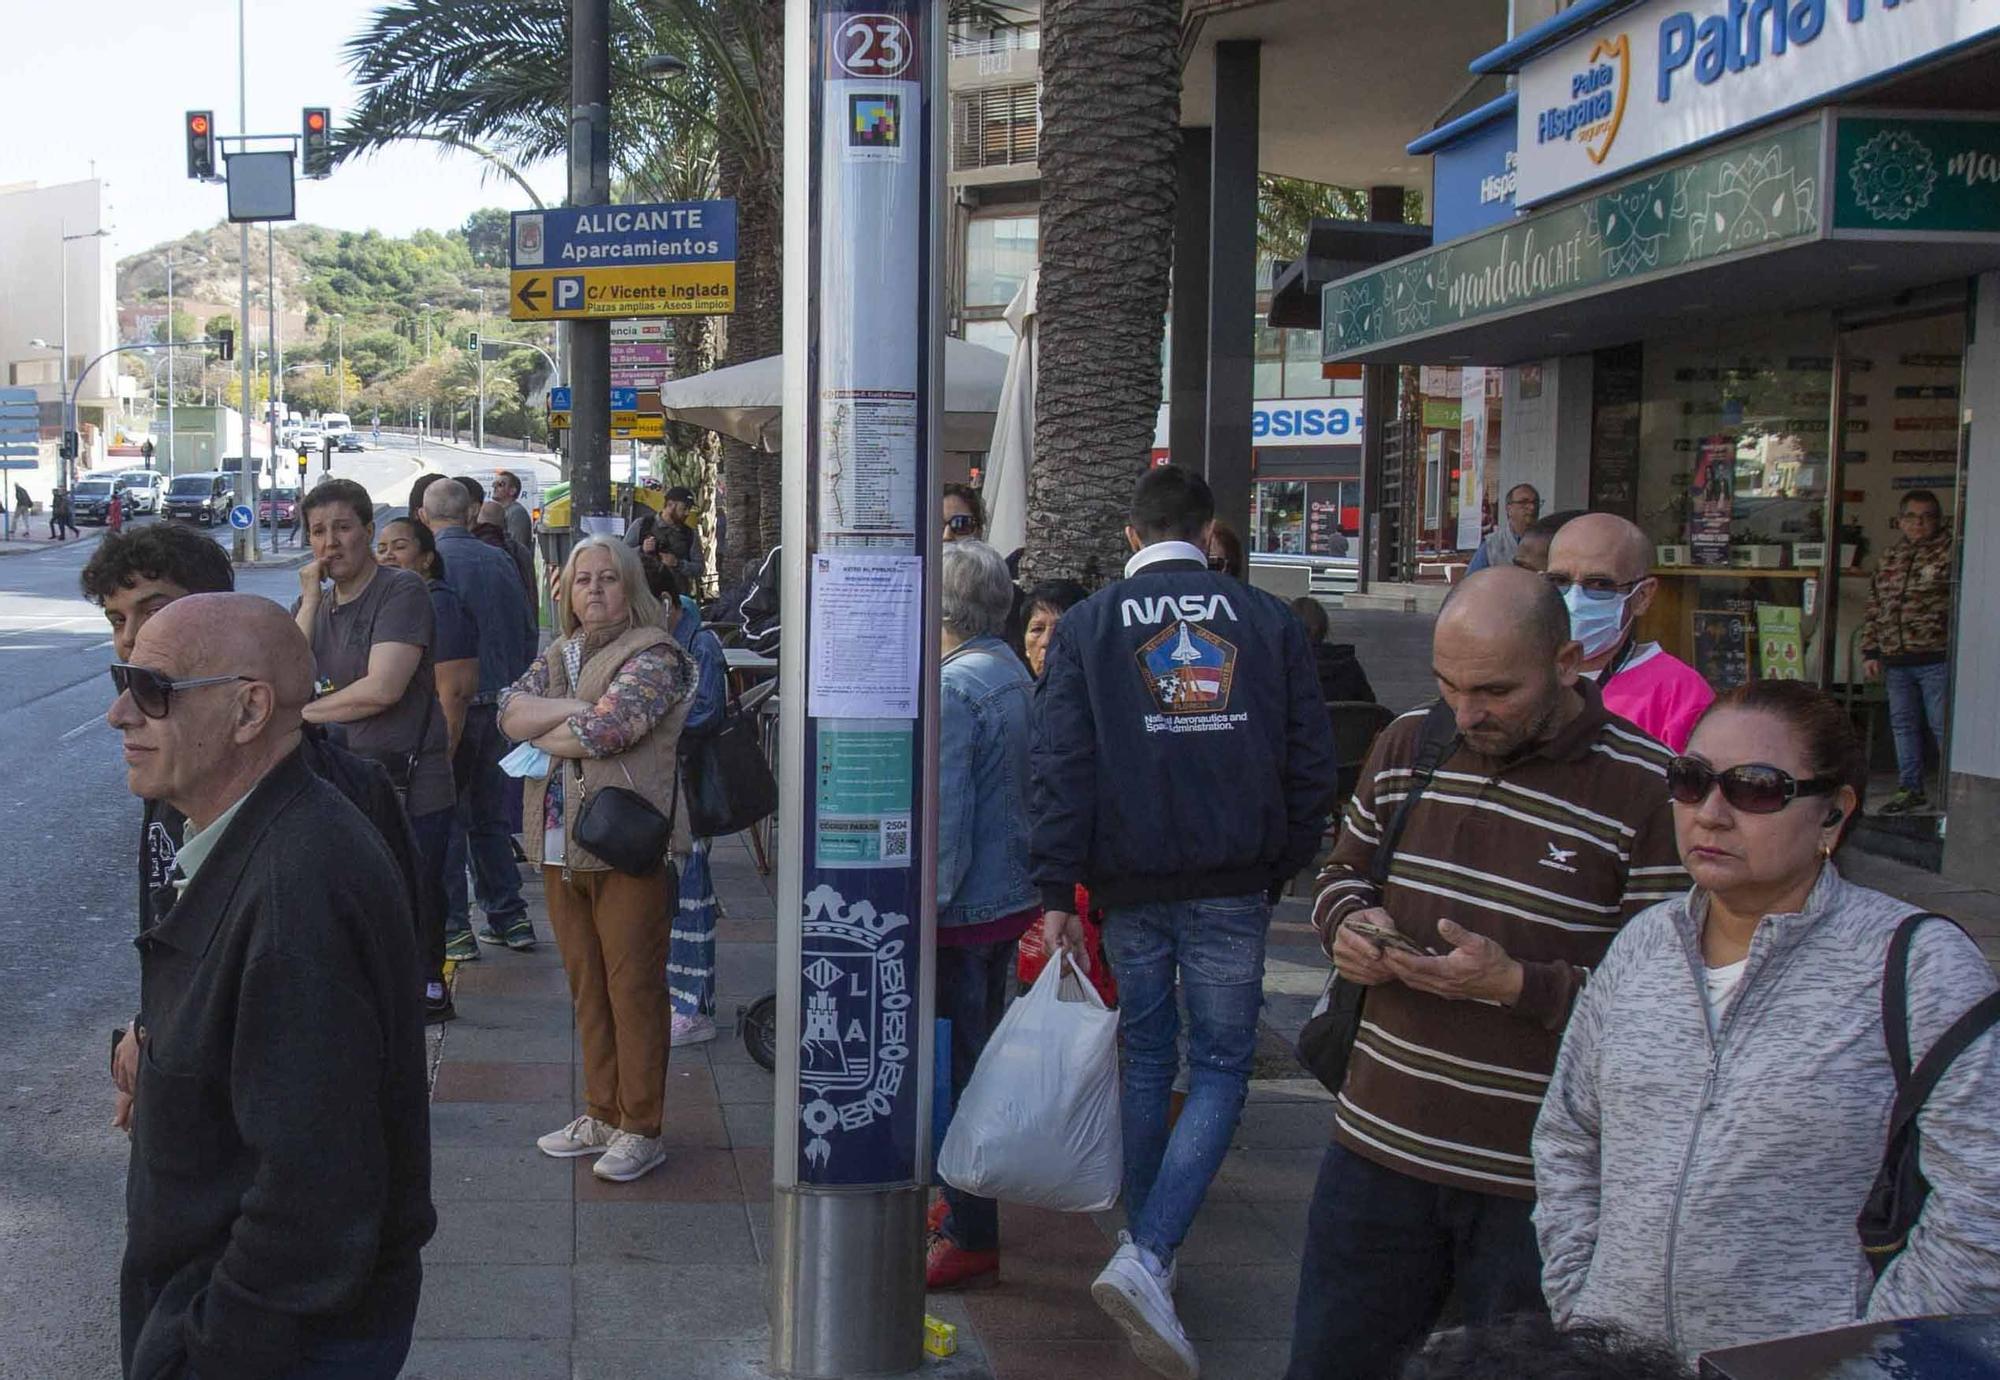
[1544,513,1713,753]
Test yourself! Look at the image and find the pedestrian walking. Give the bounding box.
[111,593,433,1380]
[1288,567,1688,1380]
[296,479,456,1022]
[1534,680,2000,1360]
[644,559,727,1048]
[420,480,539,959]
[10,482,27,540]
[106,486,124,533]
[1032,465,1339,1379]
[51,485,77,540]
[928,540,1040,1292]
[1861,489,1954,815]
[1546,513,1714,751]
[502,537,696,1183]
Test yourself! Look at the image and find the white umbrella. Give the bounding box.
[655,338,1011,454]
[982,268,1036,559]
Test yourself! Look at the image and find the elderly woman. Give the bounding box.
[501,536,696,1184]
[928,540,1040,1292]
[1533,680,2000,1359]
[1021,578,1090,680]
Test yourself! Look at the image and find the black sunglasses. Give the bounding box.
[944,514,979,535]
[110,663,253,720]
[1666,756,1839,814]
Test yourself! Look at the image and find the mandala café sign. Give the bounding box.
[1514,0,2000,206]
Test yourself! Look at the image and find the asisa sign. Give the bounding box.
[1514,0,2000,205]
[1250,399,1364,445]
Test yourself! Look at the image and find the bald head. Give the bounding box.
[1438,566,1573,660]
[1548,512,1652,586]
[139,593,315,713]
[423,478,474,529]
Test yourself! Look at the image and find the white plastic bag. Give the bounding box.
[938,951,1122,1213]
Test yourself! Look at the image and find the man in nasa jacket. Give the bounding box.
[1031,464,1338,1379]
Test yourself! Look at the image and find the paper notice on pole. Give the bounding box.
[808,552,922,718]
[815,722,914,869]
[817,389,917,541]
[579,514,627,537]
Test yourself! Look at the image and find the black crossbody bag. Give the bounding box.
[1295,700,1459,1095]
[1857,911,2000,1276]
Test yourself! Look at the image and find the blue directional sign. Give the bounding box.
[548,386,572,411]
[509,200,738,321]
[229,505,254,530]
[609,387,638,411]
[0,387,39,469]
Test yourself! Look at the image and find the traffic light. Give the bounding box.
[467,331,479,351]
[60,431,78,462]
[185,111,216,180]
[302,108,331,178]
[215,328,235,362]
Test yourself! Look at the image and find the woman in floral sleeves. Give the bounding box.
[500,536,695,1184]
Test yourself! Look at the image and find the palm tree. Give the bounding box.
[1022,0,1184,585]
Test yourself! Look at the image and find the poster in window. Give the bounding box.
[1755,604,1804,681]
[1692,610,1752,691]
[1305,484,1350,558]
[1688,435,1735,568]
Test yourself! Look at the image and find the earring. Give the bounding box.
[1819,840,1834,861]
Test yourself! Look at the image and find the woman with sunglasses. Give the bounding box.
[1533,680,2000,1359]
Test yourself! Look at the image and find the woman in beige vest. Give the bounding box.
[500,536,695,1183]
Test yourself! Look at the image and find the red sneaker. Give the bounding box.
[926,1237,999,1291]
[927,1196,950,1236]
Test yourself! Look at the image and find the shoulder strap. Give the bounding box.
[1368,700,1460,888]
[1882,912,1954,1084]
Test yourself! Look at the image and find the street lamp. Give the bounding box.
[475,287,486,451]
[330,312,346,413]
[419,301,436,362]
[57,221,110,485]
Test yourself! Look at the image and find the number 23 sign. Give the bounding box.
[833,13,913,78]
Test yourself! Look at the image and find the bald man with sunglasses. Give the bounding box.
[110,594,433,1380]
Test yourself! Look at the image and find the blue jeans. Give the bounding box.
[1284,1144,1545,1380]
[187,1326,412,1379]
[934,936,1019,1252]
[1101,893,1269,1266]
[445,706,527,936]
[408,805,453,987]
[1885,661,1950,792]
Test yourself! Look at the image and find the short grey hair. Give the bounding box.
[941,539,1013,640]
[422,478,474,527]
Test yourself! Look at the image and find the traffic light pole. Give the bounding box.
[567,0,612,525]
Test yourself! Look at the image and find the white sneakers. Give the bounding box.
[536,1114,616,1158]
[671,1012,718,1047]
[1092,1232,1199,1380]
[592,1130,667,1182]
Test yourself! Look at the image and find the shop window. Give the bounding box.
[963,214,1038,311]
[1283,327,1334,399]
[1255,480,1306,555]
[962,318,1015,355]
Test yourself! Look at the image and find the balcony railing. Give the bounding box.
[949,23,1041,59]
[951,82,1040,173]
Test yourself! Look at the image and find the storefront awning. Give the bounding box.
[1322,110,2000,367]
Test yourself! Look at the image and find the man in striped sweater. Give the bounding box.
[1284,567,1688,1380]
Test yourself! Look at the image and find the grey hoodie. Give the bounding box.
[1533,865,2000,1359]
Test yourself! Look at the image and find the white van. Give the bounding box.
[320,412,353,437]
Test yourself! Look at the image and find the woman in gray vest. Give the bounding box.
[501,536,695,1184]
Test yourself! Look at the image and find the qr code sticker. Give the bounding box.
[880,815,911,861]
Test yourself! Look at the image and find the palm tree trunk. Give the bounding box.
[1021,0,1182,587]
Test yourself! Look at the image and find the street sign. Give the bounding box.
[548,411,572,431]
[609,387,638,411]
[611,320,672,343]
[508,200,737,321]
[548,386,573,411]
[228,505,254,530]
[611,415,665,440]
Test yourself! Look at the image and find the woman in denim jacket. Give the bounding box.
[929,539,1040,1292]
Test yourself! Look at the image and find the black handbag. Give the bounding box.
[1295,700,1458,1095]
[575,760,677,877]
[1857,911,2000,1277]
[680,703,778,839]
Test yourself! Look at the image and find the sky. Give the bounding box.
[2,0,567,260]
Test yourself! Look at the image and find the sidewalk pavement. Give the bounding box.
[407,831,2000,1380]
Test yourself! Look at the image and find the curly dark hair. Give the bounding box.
[1399,1317,1690,1380]
[80,523,234,605]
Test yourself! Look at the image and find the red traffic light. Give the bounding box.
[185,109,216,180]
[188,113,209,135]
[305,110,326,133]
[302,107,333,177]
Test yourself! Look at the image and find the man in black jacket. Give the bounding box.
[1033,465,1338,1380]
[111,593,433,1380]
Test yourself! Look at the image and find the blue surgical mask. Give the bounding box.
[1563,584,1633,660]
[499,742,551,780]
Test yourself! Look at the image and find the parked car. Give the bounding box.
[258,485,300,528]
[293,430,325,452]
[337,432,366,453]
[117,471,163,515]
[70,476,130,525]
[163,472,236,526]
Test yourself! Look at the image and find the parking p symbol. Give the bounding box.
[554,276,586,312]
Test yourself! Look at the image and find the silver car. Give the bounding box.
[118,471,163,515]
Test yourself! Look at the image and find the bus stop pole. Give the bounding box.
[771,1,944,1374]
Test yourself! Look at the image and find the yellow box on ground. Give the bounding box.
[510,263,736,320]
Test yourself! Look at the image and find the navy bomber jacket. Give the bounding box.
[1029,542,1339,911]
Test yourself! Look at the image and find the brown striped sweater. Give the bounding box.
[1312,678,1688,1199]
